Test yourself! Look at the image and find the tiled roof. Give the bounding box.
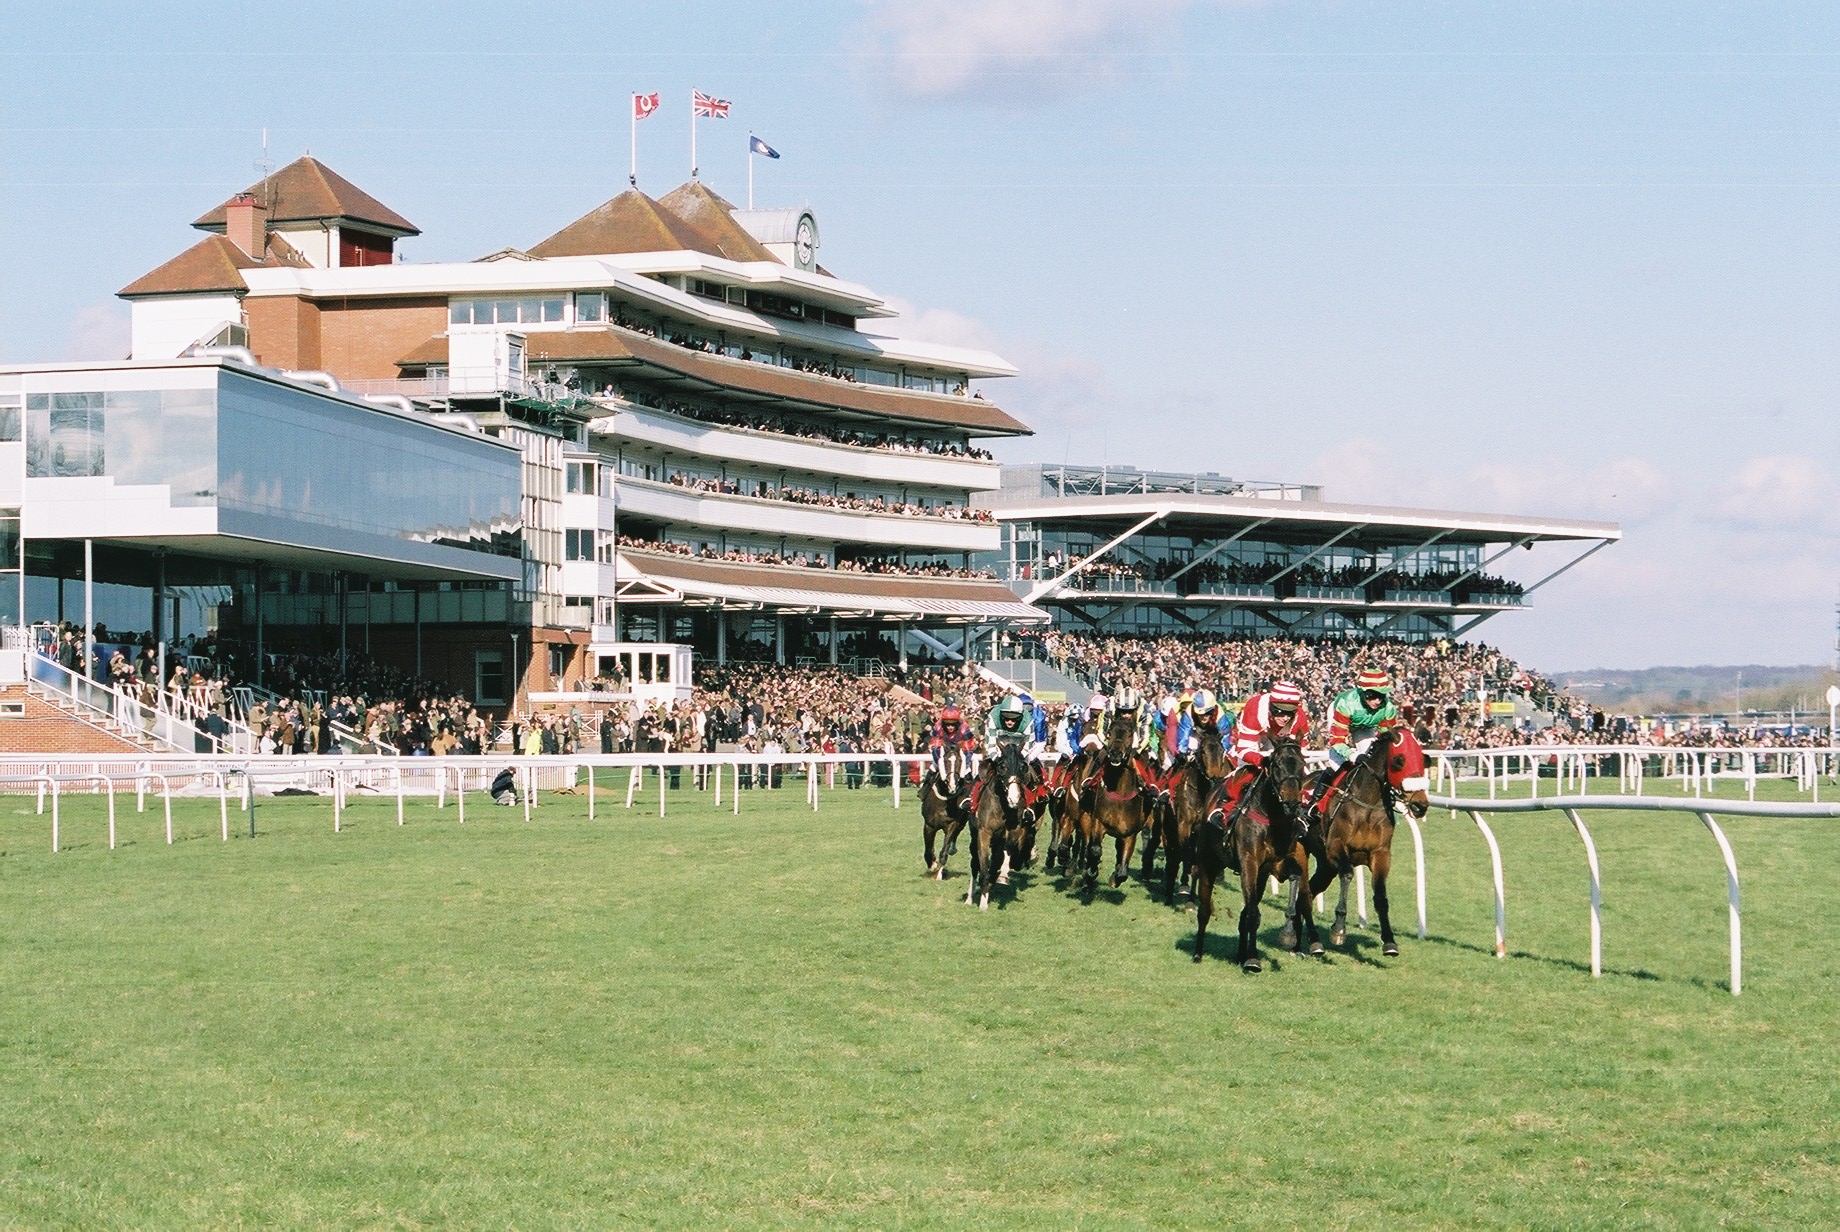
[193,155,419,235]
[396,326,1030,435]
[527,189,723,259]
[656,182,779,263]
[118,232,312,298]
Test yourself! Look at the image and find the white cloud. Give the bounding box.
[1710,454,1836,531]
[63,301,130,361]
[877,295,999,351]
[858,0,1221,101]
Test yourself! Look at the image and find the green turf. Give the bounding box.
[2,772,1836,1228]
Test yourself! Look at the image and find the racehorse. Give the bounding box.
[1046,746,1093,877]
[1300,728,1431,957]
[1188,734,1312,970]
[1144,717,1230,904]
[966,740,1037,911]
[1074,703,1156,893]
[922,744,972,879]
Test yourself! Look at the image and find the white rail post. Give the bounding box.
[659,763,666,817]
[733,765,741,816]
[136,772,146,813]
[48,778,60,853]
[892,757,902,811]
[1467,810,1507,958]
[396,767,405,826]
[1397,810,1427,940]
[161,775,174,845]
[1696,811,1743,996]
[523,764,533,824]
[713,761,723,809]
[436,767,446,810]
[100,777,116,850]
[219,773,230,840]
[1563,808,1603,978]
[333,769,343,832]
[625,765,640,809]
[587,763,595,821]
[456,765,466,826]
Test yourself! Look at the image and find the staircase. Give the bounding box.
[1,685,159,753]
[982,658,1096,708]
[19,653,221,754]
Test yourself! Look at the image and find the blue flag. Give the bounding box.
[749,135,780,159]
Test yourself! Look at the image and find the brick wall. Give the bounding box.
[315,297,447,380]
[245,294,323,370]
[0,688,145,754]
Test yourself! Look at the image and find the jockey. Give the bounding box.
[1209,681,1311,828]
[928,704,976,779]
[1076,694,1107,752]
[984,693,1047,822]
[1184,688,1231,752]
[1326,669,1401,768]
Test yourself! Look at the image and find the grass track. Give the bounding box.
[2,775,1837,1228]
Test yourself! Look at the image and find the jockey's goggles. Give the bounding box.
[1272,702,1298,715]
[1359,690,1386,706]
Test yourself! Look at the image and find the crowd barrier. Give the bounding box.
[1429,744,1835,802]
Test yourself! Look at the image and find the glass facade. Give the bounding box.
[24,371,523,562]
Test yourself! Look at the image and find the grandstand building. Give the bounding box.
[982,464,1621,641]
[111,156,1044,700]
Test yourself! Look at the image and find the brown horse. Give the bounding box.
[1302,728,1430,957]
[1074,703,1156,893]
[1188,734,1312,970]
[1146,718,1230,905]
[966,740,1036,911]
[921,744,972,879]
[1046,746,1094,878]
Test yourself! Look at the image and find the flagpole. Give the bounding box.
[630,98,637,188]
[747,135,754,209]
[690,90,698,180]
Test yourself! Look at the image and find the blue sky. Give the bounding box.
[1,0,1834,670]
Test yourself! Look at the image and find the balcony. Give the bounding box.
[1294,586,1362,602]
[596,404,1000,493]
[612,478,998,553]
[1383,589,1452,604]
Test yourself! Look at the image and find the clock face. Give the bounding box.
[794,218,815,267]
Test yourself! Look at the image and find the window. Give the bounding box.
[548,645,568,683]
[565,528,594,561]
[0,398,19,443]
[451,298,569,326]
[575,292,605,323]
[565,461,597,495]
[475,650,507,706]
[506,338,524,375]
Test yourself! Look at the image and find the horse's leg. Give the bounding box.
[1193,861,1214,963]
[1111,830,1139,889]
[1162,812,1181,906]
[1140,809,1160,884]
[1373,846,1398,957]
[1292,848,1324,957]
[1237,854,1263,972]
[1278,877,1300,951]
[997,842,1012,887]
[924,818,939,876]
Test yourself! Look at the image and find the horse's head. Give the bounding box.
[1103,706,1137,767]
[1378,728,1430,818]
[995,740,1026,810]
[1263,735,1308,814]
[1195,719,1229,779]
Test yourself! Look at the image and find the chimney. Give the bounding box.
[225,192,268,258]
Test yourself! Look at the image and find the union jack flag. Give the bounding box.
[692,90,730,119]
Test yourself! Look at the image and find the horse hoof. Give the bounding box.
[1242,959,1262,974]
[1330,926,1347,947]
[1278,928,1296,950]
[997,873,1010,887]
[1308,940,1324,957]
[1383,941,1399,957]
[979,896,990,912]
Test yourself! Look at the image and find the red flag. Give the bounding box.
[633,92,660,120]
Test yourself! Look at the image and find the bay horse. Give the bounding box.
[1188,734,1312,970]
[1145,717,1229,905]
[1074,703,1156,893]
[966,740,1036,911]
[1046,745,1094,878]
[1301,728,1431,957]
[921,744,972,879]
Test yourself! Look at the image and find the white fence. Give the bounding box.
[1430,744,1835,802]
[1423,792,1840,997]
